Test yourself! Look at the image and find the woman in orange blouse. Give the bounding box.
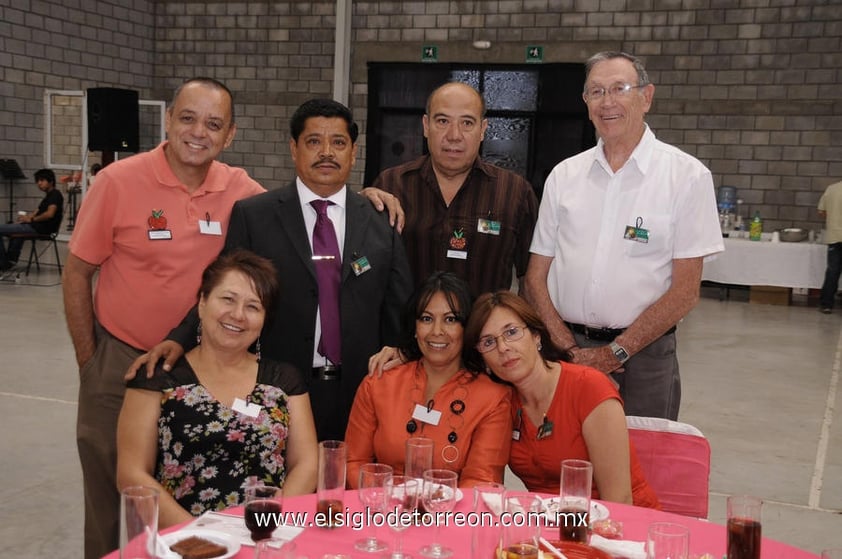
[345,272,512,488]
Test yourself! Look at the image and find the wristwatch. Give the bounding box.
[609,341,630,364]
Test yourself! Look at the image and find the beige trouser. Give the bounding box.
[76,322,142,559]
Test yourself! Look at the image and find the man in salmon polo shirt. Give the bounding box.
[62,77,265,559]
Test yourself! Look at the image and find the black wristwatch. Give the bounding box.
[609,341,630,364]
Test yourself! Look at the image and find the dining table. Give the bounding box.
[104,489,820,559]
[702,237,826,289]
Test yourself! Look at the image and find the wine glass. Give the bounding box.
[419,469,458,558]
[355,463,394,552]
[386,476,419,559]
[244,485,283,542]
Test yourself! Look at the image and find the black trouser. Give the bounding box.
[820,242,842,309]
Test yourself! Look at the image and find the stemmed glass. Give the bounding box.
[419,469,458,558]
[243,485,283,542]
[355,463,394,553]
[386,476,419,559]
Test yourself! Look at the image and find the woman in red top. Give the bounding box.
[464,291,659,508]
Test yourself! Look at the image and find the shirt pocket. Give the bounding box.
[623,214,673,259]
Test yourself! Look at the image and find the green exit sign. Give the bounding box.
[526,45,543,63]
[422,45,438,63]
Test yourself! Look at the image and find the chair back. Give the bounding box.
[627,415,711,518]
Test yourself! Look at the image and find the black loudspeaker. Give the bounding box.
[87,87,140,152]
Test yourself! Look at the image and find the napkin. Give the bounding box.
[189,510,305,547]
[481,492,504,516]
[589,533,646,559]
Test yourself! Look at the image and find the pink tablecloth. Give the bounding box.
[105,490,819,558]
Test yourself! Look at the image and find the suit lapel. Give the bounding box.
[276,182,317,280]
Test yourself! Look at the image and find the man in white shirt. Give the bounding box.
[818,180,842,313]
[524,51,723,420]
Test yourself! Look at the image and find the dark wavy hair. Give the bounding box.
[198,249,280,325]
[397,271,476,372]
[464,290,567,374]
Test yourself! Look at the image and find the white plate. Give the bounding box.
[158,528,241,559]
[541,498,609,524]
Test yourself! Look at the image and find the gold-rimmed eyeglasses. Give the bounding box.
[476,325,528,353]
[583,82,647,102]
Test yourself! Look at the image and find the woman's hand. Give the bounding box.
[367,346,403,377]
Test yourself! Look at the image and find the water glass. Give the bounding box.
[501,491,543,559]
[405,437,434,481]
[470,483,505,559]
[119,486,159,559]
[255,538,297,559]
[646,522,689,559]
[419,469,458,558]
[355,463,393,552]
[387,476,419,559]
[317,440,346,529]
[727,495,762,559]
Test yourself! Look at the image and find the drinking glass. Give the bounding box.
[119,485,159,559]
[727,495,762,559]
[501,491,543,559]
[244,485,283,542]
[317,440,346,529]
[387,476,419,559]
[646,522,689,559]
[405,437,434,481]
[559,459,592,543]
[419,469,459,558]
[255,538,297,559]
[355,463,394,552]
[471,483,505,559]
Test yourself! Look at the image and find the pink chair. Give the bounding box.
[627,415,711,518]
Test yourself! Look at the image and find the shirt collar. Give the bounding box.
[153,140,226,194]
[296,177,347,209]
[592,124,655,176]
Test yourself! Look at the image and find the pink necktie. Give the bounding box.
[310,200,342,364]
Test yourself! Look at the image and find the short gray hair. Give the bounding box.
[584,51,650,88]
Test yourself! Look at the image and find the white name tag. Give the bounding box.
[232,397,261,418]
[446,249,468,260]
[411,403,441,426]
[148,229,172,240]
[199,220,223,235]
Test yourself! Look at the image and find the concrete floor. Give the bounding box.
[1,248,840,557]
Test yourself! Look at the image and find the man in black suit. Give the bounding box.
[136,99,413,440]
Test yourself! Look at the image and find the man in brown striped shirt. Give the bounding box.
[362,82,538,296]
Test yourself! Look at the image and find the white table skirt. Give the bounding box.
[702,237,828,289]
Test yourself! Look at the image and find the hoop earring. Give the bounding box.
[196,323,202,345]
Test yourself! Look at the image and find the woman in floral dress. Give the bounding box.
[116,250,318,528]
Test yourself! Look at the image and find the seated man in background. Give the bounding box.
[0,168,64,270]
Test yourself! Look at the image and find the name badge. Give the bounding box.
[148,230,173,240]
[411,403,441,426]
[199,220,223,235]
[623,216,649,243]
[351,255,371,276]
[232,397,261,418]
[446,249,468,260]
[477,218,501,236]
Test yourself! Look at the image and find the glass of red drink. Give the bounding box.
[244,485,282,542]
[727,495,762,559]
[558,459,592,543]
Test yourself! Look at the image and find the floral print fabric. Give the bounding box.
[128,357,307,516]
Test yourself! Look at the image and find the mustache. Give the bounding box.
[312,159,340,169]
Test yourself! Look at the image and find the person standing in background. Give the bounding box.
[818,180,842,313]
[63,77,265,558]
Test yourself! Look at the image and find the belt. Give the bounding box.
[312,364,341,381]
[566,322,676,342]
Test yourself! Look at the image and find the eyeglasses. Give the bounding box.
[583,82,647,102]
[476,325,528,353]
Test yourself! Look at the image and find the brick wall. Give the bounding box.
[1,0,840,233]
